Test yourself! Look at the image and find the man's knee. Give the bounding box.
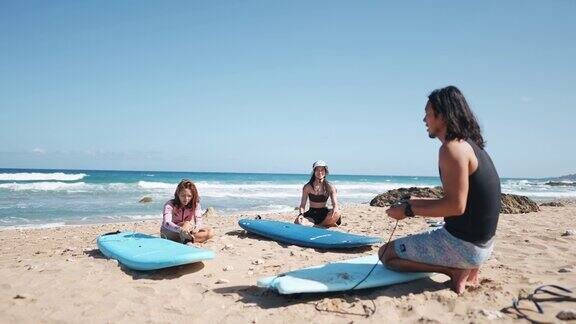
[378,242,397,263]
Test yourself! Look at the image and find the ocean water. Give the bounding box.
[0,168,574,229]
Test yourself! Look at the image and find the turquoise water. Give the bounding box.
[0,168,573,228]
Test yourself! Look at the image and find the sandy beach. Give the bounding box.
[1,203,575,323]
[2,1,575,323]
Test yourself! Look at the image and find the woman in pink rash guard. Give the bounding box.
[161,179,214,244]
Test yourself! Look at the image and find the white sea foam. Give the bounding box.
[138,181,176,189]
[0,222,67,230]
[0,172,86,181]
[136,180,430,198]
[0,214,159,229]
[0,216,30,223]
[501,179,576,198]
[0,182,131,192]
[0,182,90,191]
[502,190,576,198]
[100,214,160,221]
[2,177,571,201]
[503,179,547,187]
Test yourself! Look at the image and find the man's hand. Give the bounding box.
[386,205,406,220]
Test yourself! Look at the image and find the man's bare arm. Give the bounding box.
[408,142,469,217]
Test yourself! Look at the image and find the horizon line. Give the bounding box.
[0,166,550,180]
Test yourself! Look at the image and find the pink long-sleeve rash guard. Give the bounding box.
[161,200,203,234]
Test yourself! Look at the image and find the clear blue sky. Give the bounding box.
[1,1,575,178]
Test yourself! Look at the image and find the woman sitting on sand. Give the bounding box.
[294,160,341,228]
[161,179,214,243]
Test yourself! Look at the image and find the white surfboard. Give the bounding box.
[258,255,432,294]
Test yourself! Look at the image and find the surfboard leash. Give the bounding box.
[349,196,409,292]
[313,219,399,318]
[349,219,399,291]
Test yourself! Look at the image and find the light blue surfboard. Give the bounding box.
[97,231,215,271]
[258,255,432,294]
[238,219,382,248]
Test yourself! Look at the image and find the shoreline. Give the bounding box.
[0,205,302,231]
[3,168,576,230]
[0,207,299,231]
[1,204,575,323]
[2,197,574,230]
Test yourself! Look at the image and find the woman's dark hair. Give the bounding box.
[173,179,200,209]
[428,86,485,149]
[306,166,332,195]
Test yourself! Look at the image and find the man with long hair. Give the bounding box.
[380,86,501,294]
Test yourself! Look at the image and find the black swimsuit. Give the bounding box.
[308,193,329,203]
[304,192,341,225]
[304,207,342,225]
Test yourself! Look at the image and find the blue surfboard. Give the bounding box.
[97,231,215,271]
[238,219,382,248]
[258,255,432,294]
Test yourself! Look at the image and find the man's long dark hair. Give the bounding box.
[428,86,485,149]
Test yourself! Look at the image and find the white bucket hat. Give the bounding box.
[312,160,328,169]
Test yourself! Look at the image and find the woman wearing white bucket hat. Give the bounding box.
[294,160,341,227]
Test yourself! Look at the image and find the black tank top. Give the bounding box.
[444,140,501,247]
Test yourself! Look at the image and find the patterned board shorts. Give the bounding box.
[393,226,494,269]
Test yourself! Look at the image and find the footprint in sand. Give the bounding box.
[528,242,548,250]
[134,286,155,294]
[163,305,183,315]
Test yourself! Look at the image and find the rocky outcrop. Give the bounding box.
[369,187,443,207]
[555,173,576,181]
[500,193,540,214]
[370,187,540,214]
[540,201,565,207]
[139,196,153,203]
[545,181,576,187]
